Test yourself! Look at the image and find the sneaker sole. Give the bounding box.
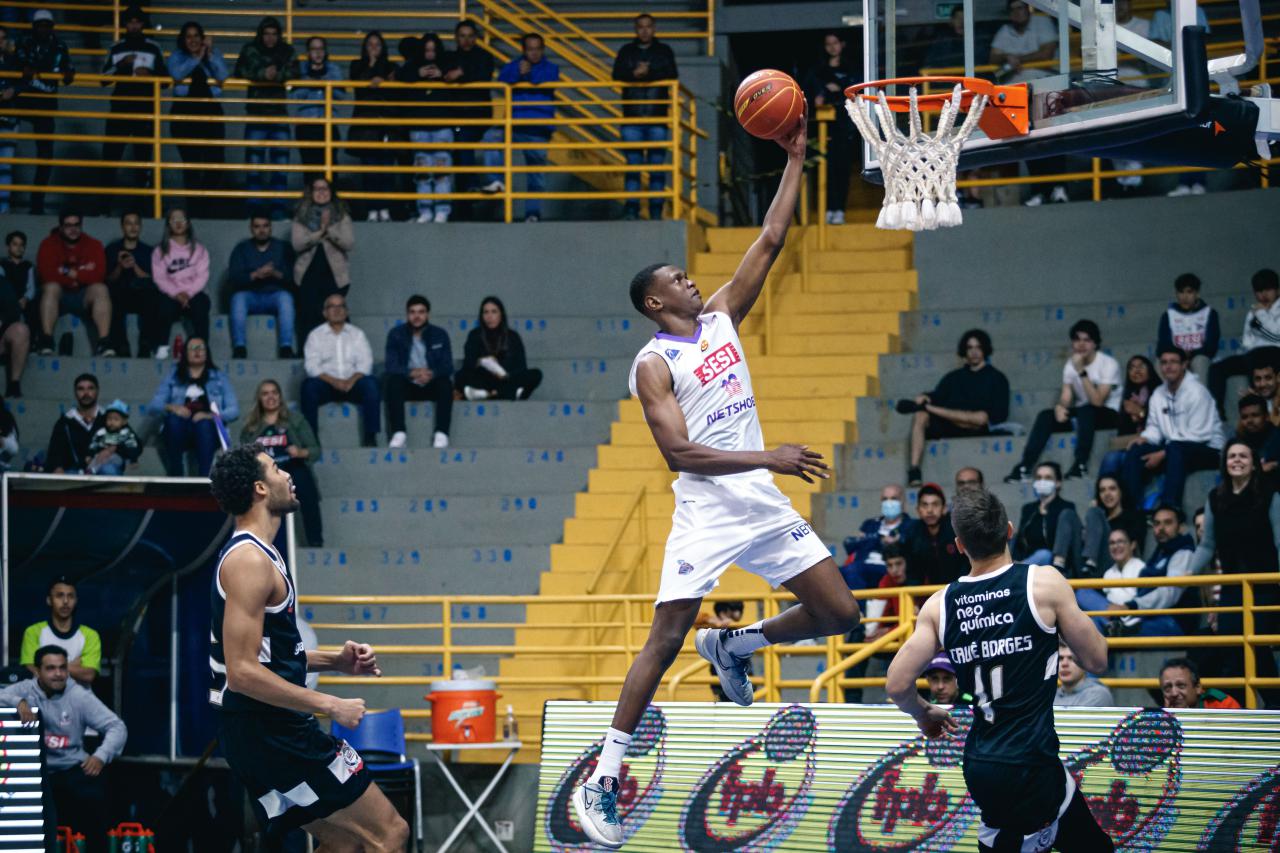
[571,788,624,849]
[694,629,754,707]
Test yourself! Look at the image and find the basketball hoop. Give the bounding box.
[844,77,1028,231]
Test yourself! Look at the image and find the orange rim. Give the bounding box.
[843,75,1030,138]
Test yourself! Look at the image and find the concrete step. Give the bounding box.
[322,493,574,546]
[297,546,549,595]
[309,446,595,495]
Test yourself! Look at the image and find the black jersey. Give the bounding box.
[940,562,1060,765]
[209,530,307,718]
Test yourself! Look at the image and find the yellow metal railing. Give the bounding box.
[0,72,709,222]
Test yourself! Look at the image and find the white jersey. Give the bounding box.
[627,311,766,482]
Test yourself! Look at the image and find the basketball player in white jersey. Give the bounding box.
[209,446,410,850]
[573,119,860,847]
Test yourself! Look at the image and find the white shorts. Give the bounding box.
[655,474,831,604]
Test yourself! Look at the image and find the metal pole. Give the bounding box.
[818,117,829,248]
[1092,157,1102,201]
[669,82,680,220]
[324,85,333,182]
[169,575,178,762]
[285,0,295,46]
[152,78,162,219]
[2,475,8,663]
[964,0,975,77]
[707,0,715,57]
[503,87,514,223]
[1244,579,1258,709]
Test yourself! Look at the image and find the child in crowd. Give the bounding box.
[86,399,141,475]
[1156,272,1219,381]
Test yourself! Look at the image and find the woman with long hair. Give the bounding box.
[1076,526,1181,636]
[148,336,239,475]
[455,296,543,400]
[1099,354,1163,481]
[241,379,324,545]
[150,207,210,357]
[348,30,399,221]
[166,21,229,215]
[1081,474,1146,576]
[292,176,355,336]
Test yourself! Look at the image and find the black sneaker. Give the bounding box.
[907,466,923,487]
[1065,461,1088,480]
[94,340,115,358]
[1003,464,1029,484]
[895,399,920,415]
[278,346,296,359]
[5,380,20,399]
[58,333,73,356]
[35,336,54,356]
[232,345,247,360]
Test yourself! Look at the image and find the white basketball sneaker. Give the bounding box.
[695,628,754,706]
[572,778,624,848]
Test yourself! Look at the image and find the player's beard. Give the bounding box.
[267,478,302,515]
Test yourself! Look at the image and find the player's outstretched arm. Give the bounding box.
[307,641,382,677]
[636,355,829,480]
[1034,566,1108,674]
[705,119,807,328]
[886,593,959,738]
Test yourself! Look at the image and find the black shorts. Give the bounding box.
[925,418,991,440]
[966,757,1113,852]
[219,710,371,836]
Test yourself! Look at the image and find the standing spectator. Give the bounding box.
[103,212,155,357]
[612,14,678,220]
[100,6,164,200]
[447,20,497,197]
[43,373,103,473]
[301,293,379,446]
[1187,441,1280,705]
[1081,475,1146,575]
[85,399,140,475]
[234,17,296,219]
[1157,273,1219,381]
[494,33,559,222]
[292,176,354,336]
[1143,503,1200,633]
[167,21,229,215]
[906,483,968,587]
[954,466,984,493]
[1121,345,1223,510]
[1,646,126,853]
[149,338,238,476]
[1005,320,1121,483]
[898,329,1010,487]
[35,212,113,356]
[1012,461,1081,573]
[385,294,453,449]
[0,230,30,397]
[0,24,30,213]
[14,10,74,215]
[923,654,961,704]
[1209,269,1280,417]
[291,36,343,172]
[840,483,920,592]
[241,378,323,546]
[150,207,210,350]
[1076,527,1181,636]
[454,296,543,400]
[20,577,100,686]
[801,32,856,224]
[1054,642,1114,706]
[347,30,398,222]
[1160,657,1241,708]
[397,34,458,224]
[227,214,295,359]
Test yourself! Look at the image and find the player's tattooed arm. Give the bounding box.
[886,593,959,739]
[1034,566,1109,673]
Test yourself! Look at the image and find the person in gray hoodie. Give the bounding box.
[0,645,126,853]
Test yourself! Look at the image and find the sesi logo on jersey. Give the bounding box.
[693,343,742,385]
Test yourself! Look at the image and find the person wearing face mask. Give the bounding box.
[841,483,921,592]
[1013,462,1081,574]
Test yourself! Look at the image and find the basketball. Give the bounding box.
[734,69,805,139]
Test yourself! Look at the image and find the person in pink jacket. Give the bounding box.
[149,207,210,359]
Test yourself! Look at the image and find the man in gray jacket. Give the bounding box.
[0,645,126,852]
[1054,641,1115,707]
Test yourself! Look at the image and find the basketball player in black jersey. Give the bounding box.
[209,446,409,851]
[885,487,1113,852]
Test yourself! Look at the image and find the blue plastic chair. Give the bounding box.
[331,708,422,848]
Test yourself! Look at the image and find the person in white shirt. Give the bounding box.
[1006,320,1121,484]
[1075,527,1181,636]
[989,0,1057,82]
[1209,268,1280,417]
[300,293,380,446]
[1121,345,1223,509]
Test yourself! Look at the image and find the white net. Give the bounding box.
[845,84,988,231]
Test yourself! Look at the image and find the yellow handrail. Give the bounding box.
[809,621,911,703]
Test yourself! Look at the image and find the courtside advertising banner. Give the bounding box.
[534,702,1280,851]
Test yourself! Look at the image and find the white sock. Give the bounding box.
[589,727,632,784]
[721,621,771,657]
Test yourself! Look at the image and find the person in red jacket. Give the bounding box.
[35,212,114,356]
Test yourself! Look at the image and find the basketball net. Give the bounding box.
[846,85,988,231]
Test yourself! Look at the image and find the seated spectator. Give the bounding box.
[21,577,100,686]
[841,483,920,592]
[1144,503,1200,633]
[1120,346,1223,510]
[1006,320,1120,484]
[347,31,398,222]
[101,7,165,200]
[397,34,458,224]
[1099,354,1162,477]
[385,295,453,449]
[954,466,984,493]
[104,212,156,357]
[302,294,380,447]
[1,231,35,327]
[864,543,908,641]
[1157,273,1219,381]
[241,379,323,546]
[150,207,211,354]
[0,231,29,397]
[493,33,559,223]
[1,645,126,853]
[612,13,678,220]
[44,373,104,473]
[1078,527,1181,636]
[1012,462,1080,573]
[455,296,543,400]
[85,399,140,475]
[234,16,296,219]
[14,12,74,216]
[923,653,960,704]
[1081,475,1146,576]
[1245,347,1280,424]
[167,21,231,214]
[35,212,113,357]
[1160,657,1240,709]
[291,36,343,171]
[898,329,1009,487]
[293,176,355,336]
[906,483,968,587]
[0,398,18,471]
[228,215,295,359]
[1209,269,1280,417]
[1055,642,1114,706]
[1231,394,1280,475]
[149,338,239,476]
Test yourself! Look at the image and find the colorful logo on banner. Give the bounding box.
[1198,764,1280,850]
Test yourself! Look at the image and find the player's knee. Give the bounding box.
[645,627,686,667]
[822,597,860,635]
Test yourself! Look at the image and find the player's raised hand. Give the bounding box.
[776,116,808,160]
[336,640,382,677]
[915,703,960,739]
[329,696,368,728]
[767,444,830,483]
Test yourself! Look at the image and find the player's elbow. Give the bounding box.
[884,669,914,703]
[758,225,786,252]
[224,660,258,694]
[1081,647,1109,675]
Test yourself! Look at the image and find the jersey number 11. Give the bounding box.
[973,664,1004,723]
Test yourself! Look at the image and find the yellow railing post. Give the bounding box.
[688,94,699,222]
[323,85,333,182]
[460,0,468,21]
[285,0,295,46]
[441,599,453,678]
[503,85,514,223]
[669,82,680,220]
[151,77,162,219]
[1244,578,1258,709]
[1092,157,1102,201]
[798,163,809,227]
[112,0,121,42]
[706,0,715,56]
[817,114,829,249]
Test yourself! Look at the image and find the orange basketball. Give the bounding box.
[734,69,805,139]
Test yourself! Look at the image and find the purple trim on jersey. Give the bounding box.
[654,322,702,344]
